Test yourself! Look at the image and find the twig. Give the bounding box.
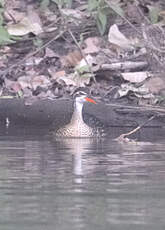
[100,101,165,115]
[115,115,156,142]
[105,0,141,35]
[67,28,97,83]
[135,0,150,24]
[101,61,148,71]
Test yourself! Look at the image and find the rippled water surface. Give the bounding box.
[0,126,165,230]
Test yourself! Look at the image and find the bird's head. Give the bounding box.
[74,91,96,105]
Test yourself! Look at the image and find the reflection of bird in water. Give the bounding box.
[55,138,103,177]
[55,90,106,138]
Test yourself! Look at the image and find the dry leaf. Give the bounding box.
[45,48,58,58]
[145,77,165,94]
[4,9,25,22]
[118,83,154,99]
[61,50,83,67]
[31,75,50,90]
[159,10,165,18]
[5,79,22,92]
[51,54,93,87]
[7,17,43,36]
[60,9,83,19]
[7,7,43,36]
[42,8,57,22]
[49,70,66,80]
[56,73,91,87]
[121,72,148,83]
[18,75,50,91]
[7,18,33,36]
[18,76,32,89]
[11,82,22,92]
[5,0,24,10]
[126,2,142,24]
[83,37,100,54]
[108,24,134,51]
[25,57,43,66]
[57,74,77,86]
[76,54,94,68]
[27,5,43,35]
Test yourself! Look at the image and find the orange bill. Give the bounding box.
[85,97,97,104]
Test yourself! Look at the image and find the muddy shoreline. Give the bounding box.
[0,98,164,129]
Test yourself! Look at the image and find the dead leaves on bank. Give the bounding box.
[49,54,94,87]
[1,0,165,106]
[108,24,135,52]
[2,21,164,104]
[2,2,57,42]
[7,6,43,36]
[5,74,50,94]
[83,37,101,54]
[121,72,149,83]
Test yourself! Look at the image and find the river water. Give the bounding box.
[0,126,165,230]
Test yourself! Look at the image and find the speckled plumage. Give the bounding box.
[56,117,95,137]
[55,91,106,138]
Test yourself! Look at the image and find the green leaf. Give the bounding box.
[88,0,99,11]
[0,26,15,45]
[81,72,94,78]
[17,90,23,98]
[33,38,43,48]
[51,0,65,8]
[110,2,124,17]
[64,0,72,8]
[148,6,160,24]
[76,65,90,74]
[0,0,5,7]
[0,8,4,25]
[40,0,50,9]
[96,9,107,35]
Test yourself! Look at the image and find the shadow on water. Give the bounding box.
[0,125,165,230]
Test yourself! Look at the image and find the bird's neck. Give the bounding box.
[71,101,84,123]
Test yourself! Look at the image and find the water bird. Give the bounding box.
[55,90,106,138]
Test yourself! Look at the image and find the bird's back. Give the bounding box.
[55,118,95,137]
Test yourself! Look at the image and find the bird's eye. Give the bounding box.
[79,91,86,96]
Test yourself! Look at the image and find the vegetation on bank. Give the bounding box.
[0,0,165,108]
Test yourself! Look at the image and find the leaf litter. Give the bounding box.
[0,0,165,110]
